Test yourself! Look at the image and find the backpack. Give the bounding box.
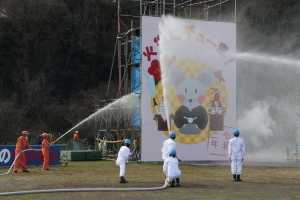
[36,136,43,145]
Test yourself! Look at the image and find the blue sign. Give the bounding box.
[0,145,60,166]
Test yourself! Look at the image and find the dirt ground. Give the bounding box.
[1,159,300,200]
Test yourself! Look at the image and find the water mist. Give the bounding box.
[53,93,139,144]
[237,52,300,162]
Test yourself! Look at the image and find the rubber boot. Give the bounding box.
[171,179,175,187]
[176,178,180,186]
[120,176,128,183]
[236,175,242,181]
[232,174,236,181]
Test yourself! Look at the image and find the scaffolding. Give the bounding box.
[287,145,300,162]
[96,0,236,158]
[94,95,141,158]
[140,0,236,21]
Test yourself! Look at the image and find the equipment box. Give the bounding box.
[61,150,102,161]
[61,150,86,161]
[86,151,102,160]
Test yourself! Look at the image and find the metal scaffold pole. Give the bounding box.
[117,0,122,151]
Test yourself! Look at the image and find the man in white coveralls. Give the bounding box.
[163,149,181,187]
[161,131,181,161]
[116,139,131,183]
[228,129,245,181]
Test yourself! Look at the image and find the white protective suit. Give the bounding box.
[228,137,245,175]
[163,157,181,182]
[161,138,176,160]
[116,146,131,177]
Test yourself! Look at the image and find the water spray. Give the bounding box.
[237,52,300,67]
[52,93,139,144]
[158,16,177,134]
[0,92,169,195]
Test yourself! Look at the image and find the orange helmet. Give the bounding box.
[42,133,49,137]
[22,131,29,135]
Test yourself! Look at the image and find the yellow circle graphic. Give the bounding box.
[152,58,227,144]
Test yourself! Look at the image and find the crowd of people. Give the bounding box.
[115,129,245,186]
[13,128,245,186]
[115,131,182,186]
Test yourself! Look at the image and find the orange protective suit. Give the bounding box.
[13,136,32,171]
[42,138,51,170]
[73,134,79,140]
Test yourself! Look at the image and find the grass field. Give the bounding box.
[1,159,300,200]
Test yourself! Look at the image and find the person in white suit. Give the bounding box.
[161,131,181,161]
[116,139,131,183]
[228,129,245,181]
[163,149,181,187]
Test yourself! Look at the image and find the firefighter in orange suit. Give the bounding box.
[13,131,32,173]
[73,131,79,139]
[42,133,52,171]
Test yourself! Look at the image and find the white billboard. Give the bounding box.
[141,16,236,161]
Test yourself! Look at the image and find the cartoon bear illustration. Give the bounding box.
[166,66,215,135]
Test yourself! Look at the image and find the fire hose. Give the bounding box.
[0,148,45,176]
[0,148,168,196]
[0,181,167,196]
